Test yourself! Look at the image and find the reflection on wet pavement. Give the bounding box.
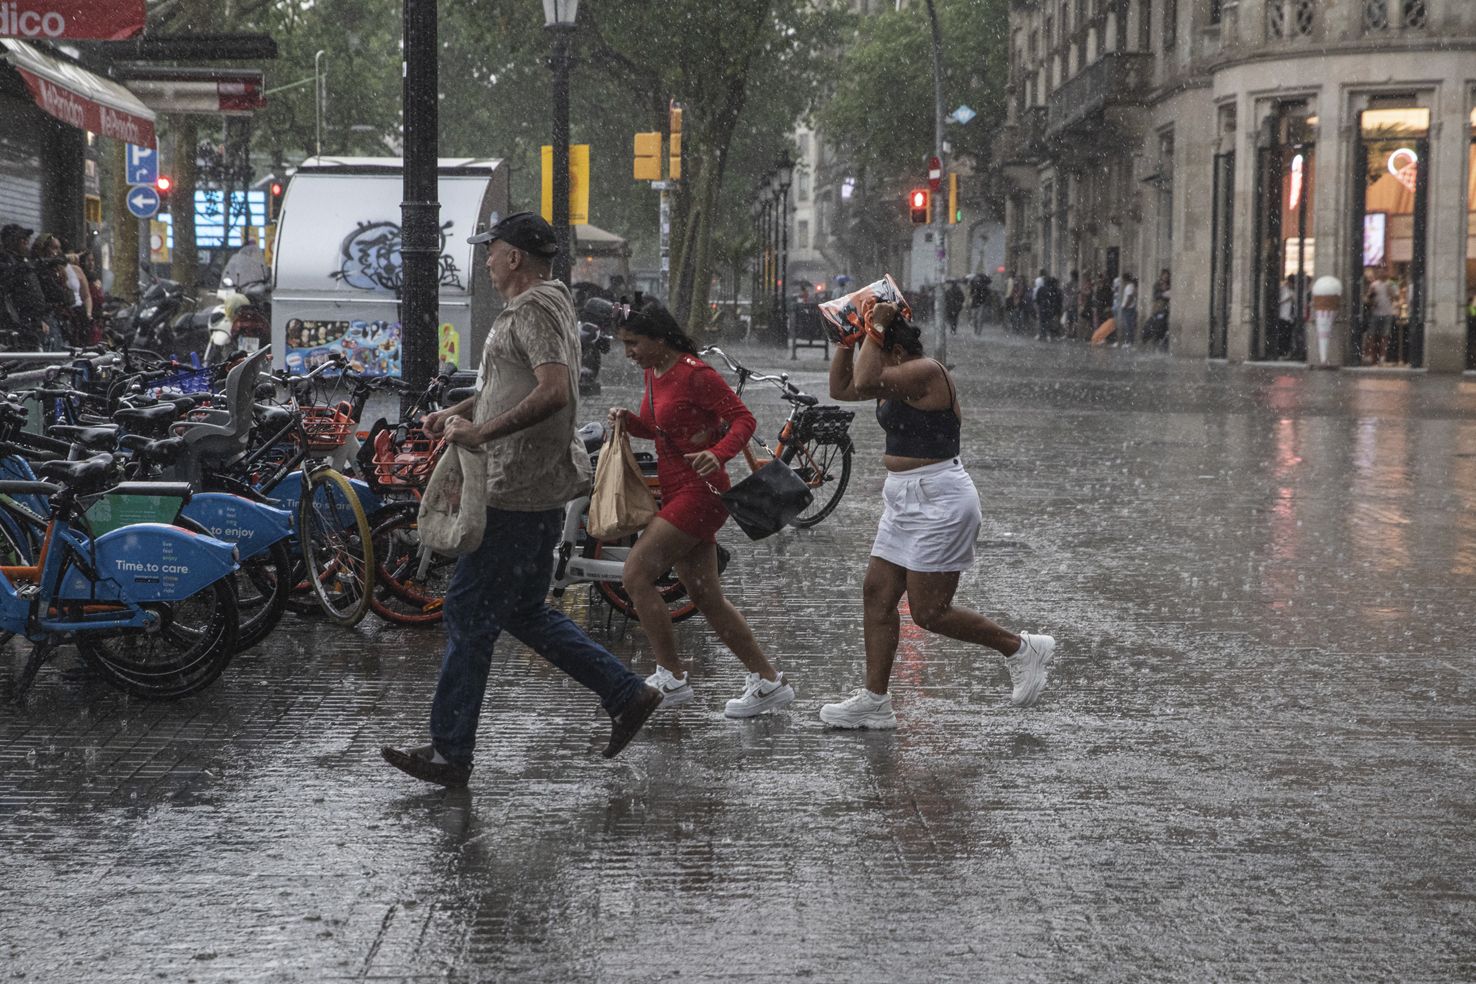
[3,335,1475,982]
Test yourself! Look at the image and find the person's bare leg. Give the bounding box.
[862,557,909,694]
[672,544,778,680]
[904,570,1021,656]
[621,518,699,675]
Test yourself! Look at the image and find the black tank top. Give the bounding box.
[875,360,961,459]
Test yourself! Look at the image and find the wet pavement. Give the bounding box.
[4,332,1476,983]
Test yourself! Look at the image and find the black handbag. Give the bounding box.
[720,457,813,540]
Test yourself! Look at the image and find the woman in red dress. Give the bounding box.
[608,301,794,718]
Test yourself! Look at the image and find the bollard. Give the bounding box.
[1311,276,1342,369]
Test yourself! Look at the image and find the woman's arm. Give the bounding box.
[693,365,755,463]
[829,344,864,402]
[851,335,936,402]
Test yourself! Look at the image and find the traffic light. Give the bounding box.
[633,132,661,181]
[155,175,173,213]
[948,172,960,225]
[908,188,930,224]
[668,101,683,181]
[268,180,285,222]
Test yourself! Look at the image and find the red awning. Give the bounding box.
[0,0,145,42]
[0,38,155,145]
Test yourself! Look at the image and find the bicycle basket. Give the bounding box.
[153,366,215,395]
[792,405,855,444]
[301,402,355,451]
[370,425,445,489]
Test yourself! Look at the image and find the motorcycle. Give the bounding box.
[576,297,618,397]
[204,276,271,365]
[108,273,198,359]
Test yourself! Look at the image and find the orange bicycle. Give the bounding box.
[701,346,853,528]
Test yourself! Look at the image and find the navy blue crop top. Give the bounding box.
[875,360,960,459]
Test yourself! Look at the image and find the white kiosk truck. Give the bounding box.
[270,157,509,375]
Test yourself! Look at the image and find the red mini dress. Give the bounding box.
[624,355,756,543]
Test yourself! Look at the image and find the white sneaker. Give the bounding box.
[1004,633,1056,707]
[819,688,898,730]
[645,666,694,707]
[723,672,796,718]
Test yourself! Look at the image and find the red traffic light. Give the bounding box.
[155,175,173,192]
[270,181,283,196]
[908,188,930,224]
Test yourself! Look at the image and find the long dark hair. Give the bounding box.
[871,302,924,356]
[620,299,698,356]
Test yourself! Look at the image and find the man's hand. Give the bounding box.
[443,415,482,447]
[684,450,720,476]
[422,408,452,435]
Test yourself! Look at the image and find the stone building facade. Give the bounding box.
[1001,0,1476,370]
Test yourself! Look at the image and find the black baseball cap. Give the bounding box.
[1,223,35,241]
[466,211,559,257]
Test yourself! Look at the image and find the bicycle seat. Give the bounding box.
[782,391,819,406]
[577,421,606,453]
[254,403,294,431]
[170,348,270,466]
[36,452,116,493]
[114,402,180,434]
[119,434,187,466]
[48,423,120,451]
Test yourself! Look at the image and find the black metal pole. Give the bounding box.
[549,27,573,285]
[401,0,439,407]
[779,184,790,344]
[751,205,761,333]
[770,190,782,340]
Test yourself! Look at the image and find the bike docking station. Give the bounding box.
[268,157,511,378]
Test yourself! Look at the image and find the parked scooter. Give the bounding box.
[577,297,618,396]
[107,272,211,359]
[204,277,272,365]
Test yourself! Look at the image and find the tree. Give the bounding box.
[815,0,1009,273]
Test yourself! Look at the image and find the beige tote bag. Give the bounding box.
[417,441,488,555]
[586,417,657,541]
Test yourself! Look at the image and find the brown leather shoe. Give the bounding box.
[603,685,663,759]
[381,743,472,787]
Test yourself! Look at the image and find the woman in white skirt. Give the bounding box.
[819,302,1056,729]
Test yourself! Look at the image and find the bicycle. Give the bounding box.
[0,451,241,701]
[700,346,854,528]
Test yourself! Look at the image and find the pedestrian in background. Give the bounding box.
[1064,269,1079,340]
[1118,273,1138,348]
[944,279,964,336]
[30,233,72,349]
[0,223,51,350]
[968,272,991,335]
[1036,275,1062,341]
[610,300,795,718]
[382,212,663,788]
[1277,275,1296,359]
[821,301,1057,729]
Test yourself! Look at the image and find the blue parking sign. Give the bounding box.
[127,144,158,187]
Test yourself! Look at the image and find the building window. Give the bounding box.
[1364,0,1389,31]
[797,219,809,249]
[797,169,810,201]
[1401,0,1426,28]
[1267,0,1315,38]
[1164,0,1177,48]
[1209,0,1222,25]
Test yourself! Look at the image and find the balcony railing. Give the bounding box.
[1046,51,1154,137]
[1000,106,1049,165]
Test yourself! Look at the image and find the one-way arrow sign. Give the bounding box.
[126,185,160,219]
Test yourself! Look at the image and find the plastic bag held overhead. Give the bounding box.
[818,274,912,347]
[586,417,658,542]
[417,442,488,555]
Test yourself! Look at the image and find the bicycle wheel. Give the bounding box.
[781,437,853,528]
[297,467,374,626]
[235,539,293,650]
[370,501,454,626]
[76,577,240,700]
[580,534,700,624]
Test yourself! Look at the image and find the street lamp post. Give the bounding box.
[759,175,773,337]
[772,153,794,348]
[400,0,439,408]
[750,195,763,336]
[544,0,579,285]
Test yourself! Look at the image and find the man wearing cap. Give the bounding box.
[0,223,50,350]
[382,211,663,787]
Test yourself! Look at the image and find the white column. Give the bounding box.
[1423,81,1470,371]
[1307,85,1348,366]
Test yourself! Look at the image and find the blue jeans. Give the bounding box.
[1121,308,1138,345]
[430,506,646,766]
